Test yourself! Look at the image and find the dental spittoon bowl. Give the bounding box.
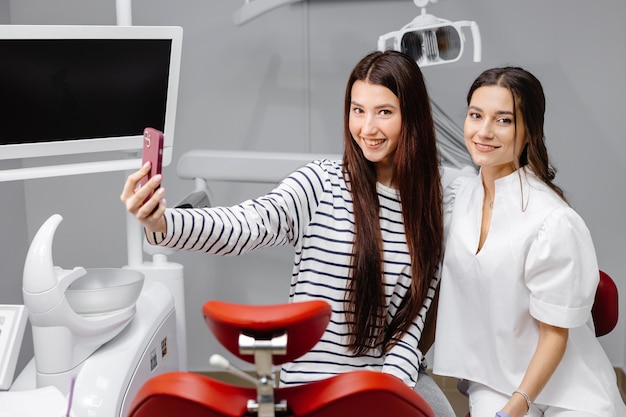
[65,268,145,315]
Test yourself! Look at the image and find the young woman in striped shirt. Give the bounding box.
[121,50,454,416]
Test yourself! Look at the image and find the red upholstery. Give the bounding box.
[128,299,435,417]
[277,371,434,417]
[592,270,619,337]
[127,372,255,417]
[127,370,435,417]
[203,300,332,365]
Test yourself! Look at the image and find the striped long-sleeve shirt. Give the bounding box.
[147,159,438,387]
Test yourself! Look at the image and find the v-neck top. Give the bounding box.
[433,167,626,416]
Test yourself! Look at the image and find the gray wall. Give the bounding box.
[0,1,8,23]
[4,0,626,374]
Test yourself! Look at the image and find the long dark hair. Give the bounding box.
[342,50,443,354]
[467,66,566,201]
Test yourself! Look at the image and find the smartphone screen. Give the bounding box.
[139,127,164,199]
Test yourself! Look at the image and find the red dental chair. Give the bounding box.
[592,270,619,337]
[127,299,435,417]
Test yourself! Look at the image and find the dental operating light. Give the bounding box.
[378,0,481,67]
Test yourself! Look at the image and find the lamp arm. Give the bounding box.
[378,31,398,51]
[470,21,482,62]
[455,20,482,63]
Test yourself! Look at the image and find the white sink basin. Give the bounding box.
[66,268,145,315]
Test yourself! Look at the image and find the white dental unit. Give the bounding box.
[9,214,180,417]
[0,17,188,417]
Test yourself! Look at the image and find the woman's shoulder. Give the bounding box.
[537,203,591,239]
[308,158,342,173]
[526,183,593,253]
[295,158,344,184]
[279,158,345,198]
[440,165,476,219]
[441,165,476,187]
[523,170,572,212]
[441,164,476,199]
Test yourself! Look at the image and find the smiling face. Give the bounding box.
[348,80,402,186]
[464,85,528,179]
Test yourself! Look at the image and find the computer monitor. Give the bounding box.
[0,24,183,180]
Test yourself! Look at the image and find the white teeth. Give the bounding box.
[365,138,384,146]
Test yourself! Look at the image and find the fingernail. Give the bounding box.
[157,187,165,195]
[143,161,150,168]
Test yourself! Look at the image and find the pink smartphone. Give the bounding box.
[139,127,164,200]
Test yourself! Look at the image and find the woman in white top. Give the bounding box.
[121,50,455,416]
[433,66,626,417]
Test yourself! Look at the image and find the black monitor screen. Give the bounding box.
[0,39,172,145]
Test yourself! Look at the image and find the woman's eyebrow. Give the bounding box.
[468,105,514,116]
[351,100,398,109]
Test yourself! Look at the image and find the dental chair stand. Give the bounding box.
[128,299,435,417]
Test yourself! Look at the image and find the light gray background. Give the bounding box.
[1,0,625,376]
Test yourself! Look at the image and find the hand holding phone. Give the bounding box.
[139,127,164,202]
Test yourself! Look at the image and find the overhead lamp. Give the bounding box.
[378,0,481,68]
[233,0,302,26]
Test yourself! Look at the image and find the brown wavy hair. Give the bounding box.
[342,50,443,354]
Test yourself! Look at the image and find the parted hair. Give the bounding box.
[342,50,443,354]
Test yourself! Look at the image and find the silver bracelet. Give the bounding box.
[513,389,532,415]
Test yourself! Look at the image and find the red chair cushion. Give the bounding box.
[592,270,619,337]
[127,372,254,417]
[279,371,435,417]
[203,300,331,365]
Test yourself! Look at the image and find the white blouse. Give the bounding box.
[433,168,626,416]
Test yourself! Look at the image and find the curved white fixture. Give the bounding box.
[233,0,302,26]
[22,214,138,393]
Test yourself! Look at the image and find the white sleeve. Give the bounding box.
[440,166,474,241]
[525,207,599,328]
[440,164,475,190]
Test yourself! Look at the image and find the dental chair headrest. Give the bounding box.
[202,300,331,365]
